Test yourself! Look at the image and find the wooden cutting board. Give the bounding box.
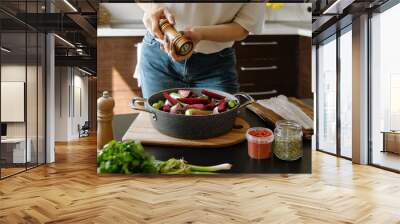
[246,97,314,140]
[122,112,250,148]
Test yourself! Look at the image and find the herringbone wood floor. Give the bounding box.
[1,135,400,224]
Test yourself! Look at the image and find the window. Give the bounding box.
[316,25,353,159]
[317,36,337,154]
[370,2,400,171]
[0,2,47,179]
[339,28,352,158]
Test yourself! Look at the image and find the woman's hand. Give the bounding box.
[142,6,174,40]
[160,28,202,61]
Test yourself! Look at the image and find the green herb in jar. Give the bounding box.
[272,120,303,161]
[273,138,303,161]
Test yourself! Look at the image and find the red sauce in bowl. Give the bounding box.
[246,128,274,159]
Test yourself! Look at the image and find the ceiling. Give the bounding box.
[0,0,98,75]
[0,0,97,14]
[1,32,45,64]
[312,0,391,42]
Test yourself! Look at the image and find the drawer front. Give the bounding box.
[237,59,297,97]
[239,80,295,96]
[234,35,298,60]
[237,59,295,83]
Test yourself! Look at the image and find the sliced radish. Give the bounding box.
[187,104,206,110]
[218,98,226,112]
[170,104,185,114]
[213,106,219,114]
[178,89,192,98]
[163,91,178,105]
[162,104,171,112]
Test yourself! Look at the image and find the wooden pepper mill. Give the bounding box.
[159,19,194,56]
[97,91,115,150]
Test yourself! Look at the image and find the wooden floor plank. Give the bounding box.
[0,135,400,223]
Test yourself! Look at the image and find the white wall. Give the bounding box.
[1,63,46,164]
[71,73,89,139]
[265,3,311,22]
[75,73,89,123]
[54,67,69,141]
[1,65,30,138]
[54,67,89,141]
[1,65,26,144]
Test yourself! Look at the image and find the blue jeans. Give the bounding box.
[139,32,239,98]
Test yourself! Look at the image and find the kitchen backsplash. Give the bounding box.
[265,4,311,22]
[100,3,311,27]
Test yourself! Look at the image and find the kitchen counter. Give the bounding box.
[98,26,147,37]
[97,21,311,37]
[113,108,311,174]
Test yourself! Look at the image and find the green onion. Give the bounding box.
[189,163,232,172]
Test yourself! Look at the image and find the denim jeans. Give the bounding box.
[139,32,239,98]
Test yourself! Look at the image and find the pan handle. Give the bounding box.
[234,92,255,109]
[129,97,157,120]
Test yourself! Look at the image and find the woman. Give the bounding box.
[138,3,264,98]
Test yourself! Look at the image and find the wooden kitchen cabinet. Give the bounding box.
[233,35,312,99]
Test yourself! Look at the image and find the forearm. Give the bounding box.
[193,22,249,42]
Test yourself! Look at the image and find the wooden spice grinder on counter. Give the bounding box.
[159,19,194,56]
[97,91,115,150]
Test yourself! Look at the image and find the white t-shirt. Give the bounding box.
[155,3,265,54]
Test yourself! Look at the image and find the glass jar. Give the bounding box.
[273,120,303,161]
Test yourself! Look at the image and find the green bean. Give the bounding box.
[152,100,164,110]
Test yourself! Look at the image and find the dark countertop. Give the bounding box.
[113,109,311,174]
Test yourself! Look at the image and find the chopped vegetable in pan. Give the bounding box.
[153,89,238,116]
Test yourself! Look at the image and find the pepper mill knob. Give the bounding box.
[97,91,115,150]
